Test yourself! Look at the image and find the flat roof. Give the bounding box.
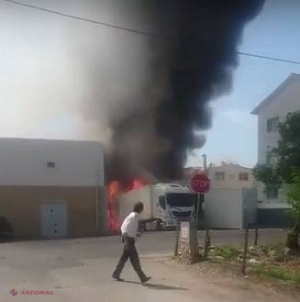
[208,163,252,171]
[0,137,103,146]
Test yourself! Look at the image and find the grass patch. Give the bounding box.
[271,244,285,258]
[261,243,285,258]
[211,245,240,261]
[254,266,300,287]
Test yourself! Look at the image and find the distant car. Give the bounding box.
[0,217,13,242]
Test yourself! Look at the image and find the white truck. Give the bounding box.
[116,183,197,231]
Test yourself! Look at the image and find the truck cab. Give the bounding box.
[153,183,197,229]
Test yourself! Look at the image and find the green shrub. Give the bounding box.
[212,245,240,260]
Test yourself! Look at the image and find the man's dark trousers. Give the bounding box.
[113,236,146,281]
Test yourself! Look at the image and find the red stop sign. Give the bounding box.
[190,174,210,193]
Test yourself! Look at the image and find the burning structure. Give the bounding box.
[107,179,146,231]
[105,0,265,230]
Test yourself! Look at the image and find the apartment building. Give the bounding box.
[251,73,300,226]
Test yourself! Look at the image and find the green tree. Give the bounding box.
[253,164,282,193]
[285,170,300,249]
[276,112,300,183]
[254,112,300,250]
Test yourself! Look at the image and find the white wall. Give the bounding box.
[204,189,244,229]
[0,138,104,187]
[207,164,255,190]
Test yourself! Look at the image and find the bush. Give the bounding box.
[212,245,240,261]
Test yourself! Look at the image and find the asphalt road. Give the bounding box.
[0,229,293,302]
[139,228,288,255]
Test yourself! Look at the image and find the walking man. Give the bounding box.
[112,201,151,283]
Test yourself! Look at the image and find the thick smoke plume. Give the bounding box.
[106,0,265,184]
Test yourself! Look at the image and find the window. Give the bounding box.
[267,117,279,133]
[166,193,197,207]
[239,173,249,181]
[47,162,56,168]
[266,147,278,165]
[214,172,225,181]
[266,188,278,199]
[158,196,166,210]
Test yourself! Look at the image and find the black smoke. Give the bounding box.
[106,0,265,184]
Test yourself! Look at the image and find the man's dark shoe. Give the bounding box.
[112,274,124,282]
[141,276,151,284]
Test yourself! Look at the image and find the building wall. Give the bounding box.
[204,189,244,229]
[0,186,101,239]
[256,76,300,206]
[0,138,107,239]
[0,138,104,187]
[207,164,255,190]
[258,77,300,165]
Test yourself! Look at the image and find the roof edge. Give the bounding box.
[208,163,253,170]
[0,137,104,146]
[251,73,300,115]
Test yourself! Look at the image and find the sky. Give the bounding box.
[188,0,300,168]
[1,0,300,169]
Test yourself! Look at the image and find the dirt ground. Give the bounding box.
[163,253,300,297]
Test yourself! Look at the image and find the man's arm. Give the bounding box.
[136,219,143,238]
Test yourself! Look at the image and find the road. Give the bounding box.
[139,229,288,255]
[0,229,295,302]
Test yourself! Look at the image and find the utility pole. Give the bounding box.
[202,153,210,259]
[202,154,207,171]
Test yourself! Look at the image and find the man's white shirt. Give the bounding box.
[120,212,139,238]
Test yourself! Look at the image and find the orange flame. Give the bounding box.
[131,179,145,190]
[107,181,122,232]
[107,179,147,232]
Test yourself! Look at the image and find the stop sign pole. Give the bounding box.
[189,172,211,260]
[189,173,211,225]
[179,173,210,263]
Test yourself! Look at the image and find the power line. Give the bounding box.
[238,51,300,65]
[3,0,300,66]
[1,0,161,38]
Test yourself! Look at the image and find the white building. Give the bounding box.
[204,164,257,229]
[251,73,300,226]
[184,163,255,190]
[183,164,257,229]
[207,163,255,190]
[0,138,107,239]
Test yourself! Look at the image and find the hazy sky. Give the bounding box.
[1,0,300,168]
[1,0,152,143]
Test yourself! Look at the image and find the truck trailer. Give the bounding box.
[116,183,198,231]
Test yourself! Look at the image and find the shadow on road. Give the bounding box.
[123,281,187,291]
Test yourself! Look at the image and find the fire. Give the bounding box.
[131,179,145,190]
[107,181,122,232]
[106,178,147,232]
